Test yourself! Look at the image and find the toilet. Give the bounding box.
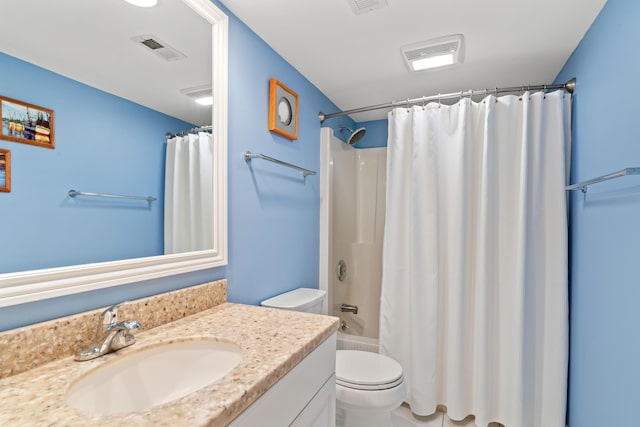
[260,287,326,314]
[261,288,406,427]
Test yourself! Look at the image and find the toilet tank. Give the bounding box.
[260,288,326,314]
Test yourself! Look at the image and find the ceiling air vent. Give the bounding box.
[131,34,186,62]
[347,0,388,15]
[140,38,164,50]
[401,34,465,72]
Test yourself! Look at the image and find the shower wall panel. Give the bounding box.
[322,128,386,340]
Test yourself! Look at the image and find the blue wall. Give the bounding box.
[351,119,388,149]
[555,1,640,425]
[221,1,356,305]
[0,52,192,274]
[0,1,354,330]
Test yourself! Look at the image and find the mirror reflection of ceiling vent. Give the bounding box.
[347,0,388,15]
[140,38,164,50]
[131,34,186,62]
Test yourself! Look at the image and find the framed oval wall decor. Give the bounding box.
[268,78,298,140]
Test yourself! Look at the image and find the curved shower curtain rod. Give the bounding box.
[318,78,576,123]
[165,125,213,139]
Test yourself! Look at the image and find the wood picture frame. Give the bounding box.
[0,149,10,192]
[0,96,54,149]
[268,78,298,140]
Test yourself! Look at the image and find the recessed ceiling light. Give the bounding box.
[195,96,213,106]
[124,0,158,8]
[402,34,465,72]
[181,85,213,106]
[411,53,454,71]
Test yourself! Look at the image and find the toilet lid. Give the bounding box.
[336,350,403,390]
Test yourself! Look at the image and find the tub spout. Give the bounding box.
[341,303,359,315]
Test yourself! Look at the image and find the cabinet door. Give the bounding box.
[230,334,336,427]
[291,373,336,427]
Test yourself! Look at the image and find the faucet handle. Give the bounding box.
[99,301,129,332]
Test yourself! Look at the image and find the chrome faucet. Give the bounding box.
[75,302,142,361]
[341,303,359,315]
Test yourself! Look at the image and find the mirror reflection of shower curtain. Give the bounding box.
[380,91,571,427]
[164,132,213,254]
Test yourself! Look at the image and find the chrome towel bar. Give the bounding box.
[68,189,157,205]
[566,167,640,193]
[243,151,316,178]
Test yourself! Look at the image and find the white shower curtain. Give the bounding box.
[164,132,213,254]
[380,91,571,427]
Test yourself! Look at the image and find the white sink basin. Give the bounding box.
[66,338,243,415]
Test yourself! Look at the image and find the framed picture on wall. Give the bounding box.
[0,96,54,149]
[268,78,299,140]
[0,148,10,192]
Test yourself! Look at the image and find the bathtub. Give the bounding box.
[336,331,379,353]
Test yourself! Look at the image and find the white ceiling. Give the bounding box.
[0,0,212,126]
[0,1,608,125]
[221,0,608,122]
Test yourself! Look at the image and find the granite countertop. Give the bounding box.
[0,303,339,426]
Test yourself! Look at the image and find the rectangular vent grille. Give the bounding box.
[141,38,164,50]
[404,41,460,62]
[347,0,388,15]
[131,34,186,62]
[180,85,212,99]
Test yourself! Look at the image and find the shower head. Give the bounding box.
[338,125,366,145]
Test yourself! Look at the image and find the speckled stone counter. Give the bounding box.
[0,290,339,426]
[0,280,228,379]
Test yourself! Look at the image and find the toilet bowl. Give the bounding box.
[335,350,406,427]
[260,288,406,427]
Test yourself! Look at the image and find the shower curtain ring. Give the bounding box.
[438,95,441,108]
[406,98,410,111]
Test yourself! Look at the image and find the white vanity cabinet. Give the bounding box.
[230,333,336,427]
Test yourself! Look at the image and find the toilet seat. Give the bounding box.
[336,350,404,391]
[337,376,404,390]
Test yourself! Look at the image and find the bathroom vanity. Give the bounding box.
[0,281,339,426]
[230,335,337,426]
